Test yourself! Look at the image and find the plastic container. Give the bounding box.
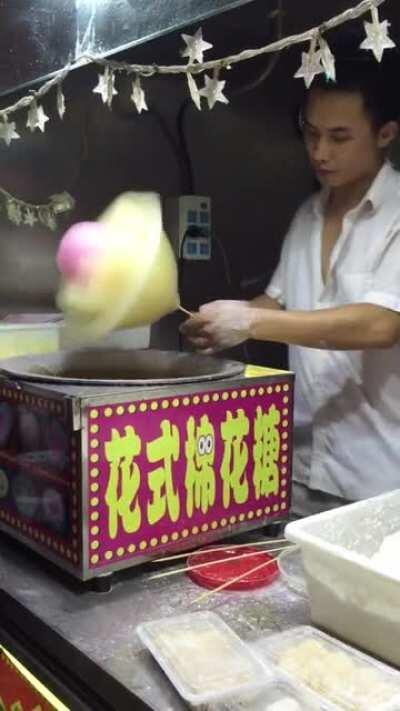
[256,626,400,711]
[214,677,328,710]
[285,490,400,667]
[136,611,271,707]
[0,323,60,359]
[277,545,307,598]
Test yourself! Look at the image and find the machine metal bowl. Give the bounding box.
[0,348,245,386]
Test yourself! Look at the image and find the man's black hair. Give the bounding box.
[299,27,400,129]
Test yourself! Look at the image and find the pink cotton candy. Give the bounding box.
[56,221,106,283]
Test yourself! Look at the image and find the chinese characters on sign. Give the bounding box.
[103,404,281,541]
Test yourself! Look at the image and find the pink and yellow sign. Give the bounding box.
[86,380,293,569]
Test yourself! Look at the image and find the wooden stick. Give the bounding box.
[178,305,194,317]
[191,557,278,605]
[151,538,289,564]
[148,545,291,581]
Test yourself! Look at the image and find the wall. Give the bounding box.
[0,0,399,366]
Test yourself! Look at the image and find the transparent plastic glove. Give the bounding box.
[180,300,252,353]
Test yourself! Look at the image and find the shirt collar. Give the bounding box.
[312,161,397,218]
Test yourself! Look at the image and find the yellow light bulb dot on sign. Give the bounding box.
[104,408,113,417]
[91,555,99,565]
[256,509,263,517]
[172,398,179,408]
[231,391,238,400]
[264,506,271,514]
[183,397,190,406]
[283,396,289,404]
[91,526,100,536]
[212,393,220,402]
[105,551,113,560]
[275,385,282,393]
[281,502,287,510]
[281,455,288,464]
[229,516,236,525]
[128,544,136,553]
[91,540,99,550]
[240,390,247,398]
[283,384,290,392]
[91,497,99,507]
[192,526,199,535]
[128,404,136,414]
[247,511,254,520]
[171,532,179,541]
[151,402,158,411]
[239,513,245,522]
[161,534,169,544]
[267,386,273,394]
[91,439,99,448]
[258,387,265,396]
[117,547,125,557]
[182,529,189,538]
[90,483,99,493]
[162,400,169,409]
[139,541,147,551]
[90,425,99,434]
[90,409,99,419]
[66,549,71,559]
[282,444,288,452]
[91,468,99,478]
[211,521,218,530]
[282,432,288,440]
[90,512,99,522]
[202,394,210,403]
[220,518,227,527]
[282,420,288,428]
[283,408,289,416]
[281,476,287,484]
[139,402,147,412]
[201,523,209,533]
[249,388,256,397]
[282,491,287,498]
[116,406,125,415]
[150,537,158,547]
[193,396,200,405]
[222,392,229,401]
[90,453,99,464]
[273,504,279,512]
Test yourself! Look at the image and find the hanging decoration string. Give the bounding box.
[0,0,393,228]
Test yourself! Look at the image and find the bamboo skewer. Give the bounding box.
[151,538,290,564]
[178,305,194,317]
[191,557,279,605]
[148,544,292,581]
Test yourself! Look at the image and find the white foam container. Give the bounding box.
[137,611,272,708]
[285,490,400,667]
[214,676,329,710]
[255,626,400,711]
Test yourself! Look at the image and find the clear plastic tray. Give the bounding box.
[214,677,330,710]
[255,626,400,711]
[136,611,272,707]
[277,545,307,598]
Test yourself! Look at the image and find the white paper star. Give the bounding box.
[93,66,118,108]
[199,73,229,109]
[319,37,336,82]
[0,118,20,146]
[24,208,38,226]
[360,6,395,62]
[57,83,66,119]
[295,38,324,88]
[50,191,75,214]
[181,28,213,64]
[26,101,49,133]
[7,201,22,225]
[131,77,148,114]
[187,72,202,110]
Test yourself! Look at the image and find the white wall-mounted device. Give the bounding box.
[164,196,212,261]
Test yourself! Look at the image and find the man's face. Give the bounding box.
[303,89,384,189]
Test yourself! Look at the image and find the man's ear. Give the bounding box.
[378,121,399,149]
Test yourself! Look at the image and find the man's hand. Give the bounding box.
[180,300,253,353]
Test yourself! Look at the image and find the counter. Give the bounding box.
[0,530,310,710]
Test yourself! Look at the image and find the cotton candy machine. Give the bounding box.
[0,348,293,583]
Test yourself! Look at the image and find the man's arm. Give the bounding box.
[250,294,283,310]
[181,300,400,352]
[248,302,400,350]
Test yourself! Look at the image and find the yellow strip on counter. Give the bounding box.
[1,647,69,711]
[245,364,289,377]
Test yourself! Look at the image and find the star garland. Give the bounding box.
[0,190,75,231]
[0,0,393,227]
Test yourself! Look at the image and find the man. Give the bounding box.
[181,54,400,516]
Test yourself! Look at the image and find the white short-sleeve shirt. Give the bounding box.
[266,161,400,501]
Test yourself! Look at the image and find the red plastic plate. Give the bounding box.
[186,544,279,591]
